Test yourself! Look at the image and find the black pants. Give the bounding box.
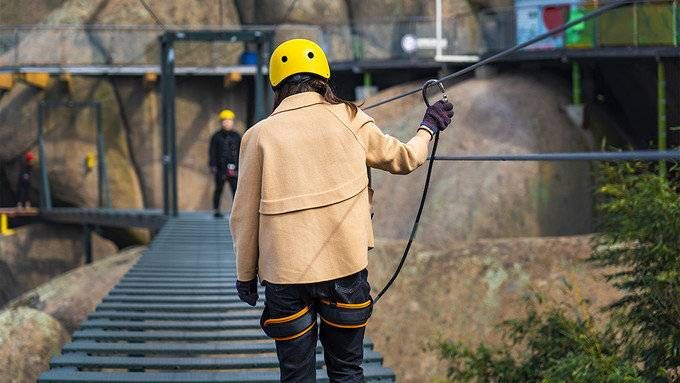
[213,174,237,211]
[16,181,30,205]
[262,269,372,383]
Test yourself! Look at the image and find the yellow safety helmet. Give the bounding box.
[269,39,330,88]
[219,109,235,120]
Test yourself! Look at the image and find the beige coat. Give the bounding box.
[231,92,432,283]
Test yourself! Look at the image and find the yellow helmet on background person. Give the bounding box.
[269,39,330,88]
[219,109,235,120]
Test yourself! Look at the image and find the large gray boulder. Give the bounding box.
[0,246,142,383]
[349,0,426,59]
[0,82,52,161]
[0,223,117,307]
[1,0,243,67]
[0,307,69,383]
[365,73,594,245]
[6,246,142,332]
[0,76,145,211]
[237,0,352,61]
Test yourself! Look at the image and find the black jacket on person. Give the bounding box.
[16,163,32,203]
[209,129,241,171]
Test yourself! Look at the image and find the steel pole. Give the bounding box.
[95,103,112,208]
[160,36,172,216]
[658,59,667,176]
[37,103,52,209]
[254,34,265,122]
[168,48,178,217]
[83,224,93,264]
[572,61,582,105]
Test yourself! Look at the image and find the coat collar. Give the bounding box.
[271,92,327,116]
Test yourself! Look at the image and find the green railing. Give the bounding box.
[480,0,679,52]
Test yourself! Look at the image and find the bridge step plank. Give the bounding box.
[124,272,236,277]
[108,288,250,296]
[50,352,383,369]
[80,319,260,330]
[39,367,395,382]
[62,341,374,354]
[120,276,236,287]
[96,302,262,312]
[114,283,235,289]
[102,295,244,303]
[87,311,260,321]
[72,328,268,341]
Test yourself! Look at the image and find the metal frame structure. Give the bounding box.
[37,100,111,209]
[159,30,274,216]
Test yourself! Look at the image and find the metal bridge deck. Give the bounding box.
[37,215,395,383]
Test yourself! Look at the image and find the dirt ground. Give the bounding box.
[365,235,620,382]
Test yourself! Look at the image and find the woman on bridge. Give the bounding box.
[230,39,453,382]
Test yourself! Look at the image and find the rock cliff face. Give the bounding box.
[367,236,619,382]
[0,0,491,213]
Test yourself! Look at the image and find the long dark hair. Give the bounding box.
[273,74,358,118]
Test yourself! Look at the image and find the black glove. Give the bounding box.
[236,279,258,306]
[420,100,454,135]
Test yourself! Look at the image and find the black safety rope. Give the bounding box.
[374,80,445,303]
[371,0,644,303]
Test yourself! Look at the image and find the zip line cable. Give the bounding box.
[434,150,680,162]
[371,0,678,304]
[364,0,635,111]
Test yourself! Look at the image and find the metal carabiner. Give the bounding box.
[421,79,448,107]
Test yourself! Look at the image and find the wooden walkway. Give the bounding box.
[38,215,395,382]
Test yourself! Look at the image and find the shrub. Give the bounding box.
[592,162,680,380]
[435,161,679,382]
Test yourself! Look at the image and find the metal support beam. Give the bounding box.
[84,225,93,264]
[0,213,16,236]
[254,37,265,122]
[37,104,51,209]
[160,37,175,216]
[40,208,167,229]
[94,103,111,208]
[572,61,582,105]
[658,59,667,176]
[159,29,274,216]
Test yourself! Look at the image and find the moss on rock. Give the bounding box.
[0,307,69,383]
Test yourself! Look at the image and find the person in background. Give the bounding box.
[16,151,34,209]
[230,39,454,382]
[209,109,241,218]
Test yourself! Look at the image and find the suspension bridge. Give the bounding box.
[35,212,395,382]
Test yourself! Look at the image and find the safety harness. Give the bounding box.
[261,306,317,341]
[261,299,373,340]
